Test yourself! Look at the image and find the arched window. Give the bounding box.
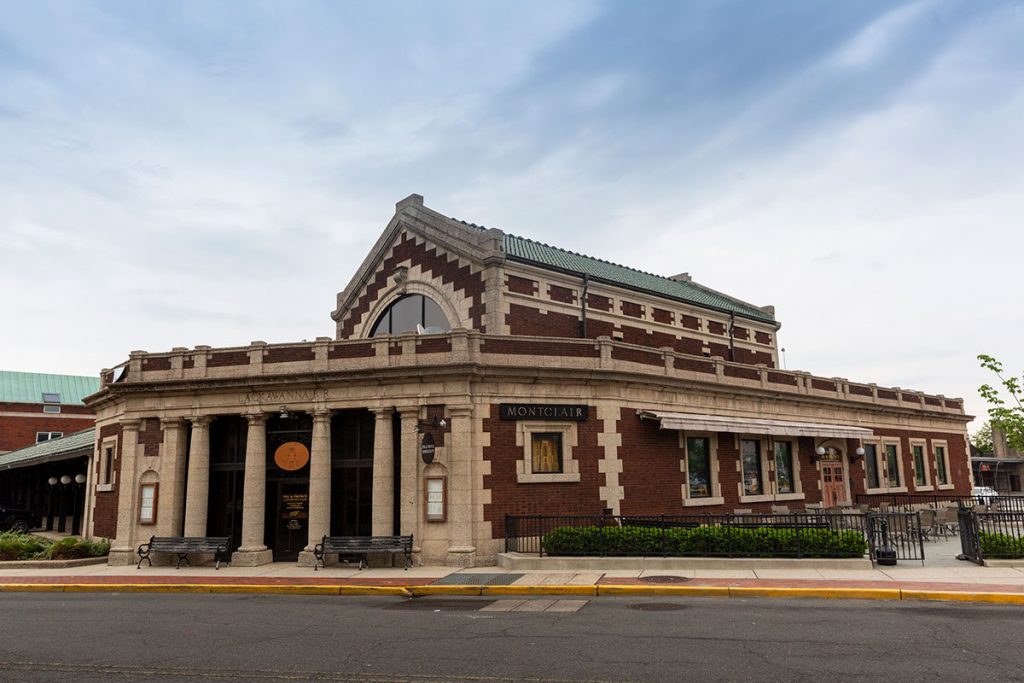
[370,294,451,337]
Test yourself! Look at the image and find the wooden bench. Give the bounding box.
[313,535,413,571]
[136,536,232,570]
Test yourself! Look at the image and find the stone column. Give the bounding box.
[182,416,211,537]
[371,408,395,536]
[299,410,331,565]
[107,418,141,565]
[157,419,187,537]
[445,406,477,567]
[234,414,273,566]
[399,411,420,542]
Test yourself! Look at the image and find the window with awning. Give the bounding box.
[637,411,874,440]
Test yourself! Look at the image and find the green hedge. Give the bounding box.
[0,532,110,561]
[542,525,867,558]
[980,532,1024,559]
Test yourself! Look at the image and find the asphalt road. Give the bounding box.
[1,593,1022,682]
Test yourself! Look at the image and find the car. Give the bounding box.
[972,486,1000,506]
[0,504,33,533]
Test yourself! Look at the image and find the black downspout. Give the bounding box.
[728,311,736,362]
[580,273,589,339]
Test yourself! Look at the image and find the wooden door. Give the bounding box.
[821,463,848,507]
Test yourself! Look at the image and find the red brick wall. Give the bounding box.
[616,409,687,515]
[548,284,576,304]
[507,275,538,296]
[92,423,122,538]
[208,350,250,367]
[339,232,487,337]
[264,347,315,363]
[0,403,95,452]
[139,418,162,458]
[507,303,580,338]
[482,404,605,539]
[869,428,972,495]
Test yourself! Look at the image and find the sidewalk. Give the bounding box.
[3,558,1024,604]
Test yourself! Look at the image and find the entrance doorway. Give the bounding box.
[265,414,312,562]
[820,455,849,507]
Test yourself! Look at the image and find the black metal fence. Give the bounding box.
[504,512,923,563]
[855,492,1024,513]
[957,509,1024,565]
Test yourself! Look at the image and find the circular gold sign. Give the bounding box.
[274,442,310,471]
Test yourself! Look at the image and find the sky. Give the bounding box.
[1,0,1021,431]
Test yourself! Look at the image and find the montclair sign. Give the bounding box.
[499,403,588,421]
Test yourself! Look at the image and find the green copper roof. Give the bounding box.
[0,371,100,405]
[503,234,775,322]
[0,427,95,471]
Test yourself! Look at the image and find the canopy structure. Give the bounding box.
[637,411,873,440]
[0,427,94,471]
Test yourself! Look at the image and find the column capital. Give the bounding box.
[119,417,142,432]
[188,415,212,427]
[312,410,331,423]
[369,407,394,418]
[245,413,266,426]
[159,416,186,429]
[447,405,474,418]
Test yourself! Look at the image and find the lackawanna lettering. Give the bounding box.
[499,404,588,421]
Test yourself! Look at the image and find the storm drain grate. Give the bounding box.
[638,575,690,584]
[432,572,525,586]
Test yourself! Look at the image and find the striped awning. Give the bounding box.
[637,411,873,439]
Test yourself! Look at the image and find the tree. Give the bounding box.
[971,421,994,453]
[978,354,1024,452]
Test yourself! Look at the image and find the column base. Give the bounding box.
[445,546,478,568]
[231,548,274,567]
[107,547,137,566]
[297,550,331,568]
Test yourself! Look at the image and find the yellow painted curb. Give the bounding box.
[206,584,341,596]
[63,583,212,593]
[408,585,482,597]
[901,590,1024,605]
[0,583,65,592]
[335,585,410,596]
[597,584,730,597]
[481,584,599,597]
[728,587,901,601]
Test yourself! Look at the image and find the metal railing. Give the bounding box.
[957,509,1024,565]
[504,513,878,560]
[855,493,1024,513]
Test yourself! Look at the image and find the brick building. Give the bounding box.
[84,195,973,567]
[0,371,98,530]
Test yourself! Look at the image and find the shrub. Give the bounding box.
[46,536,111,560]
[979,532,1024,559]
[542,524,867,558]
[0,531,51,561]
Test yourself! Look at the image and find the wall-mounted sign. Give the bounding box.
[499,403,588,421]
[274,442,310,471]
[421,432,436,465]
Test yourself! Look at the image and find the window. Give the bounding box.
[425,477,446,522]
[41,392,60,403]
[35,432,63,443]
[885,444,900,487]
[531,433,563,473]
[913,445,927,486]
[741,439,763,495]
[43,405,61,414]
[864,444,880,489]
[774,441,794,494]
[138,483,158,524]
[370,294,451,336]
[102,446,114,485]
[935,445,949,485]
[686,436,712,498]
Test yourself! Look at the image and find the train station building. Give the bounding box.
[84,194,974,567]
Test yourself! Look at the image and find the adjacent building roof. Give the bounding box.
[0,371,100,405]
[0,427,95,471]
[503,234,775,323]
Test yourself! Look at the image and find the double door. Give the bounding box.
[821,462,848,507]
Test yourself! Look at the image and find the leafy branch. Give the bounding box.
[978,354,1024,451]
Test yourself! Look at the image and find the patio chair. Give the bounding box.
[771,505,790,514]
[804,503,824,511]
[934,507,959,537]
[917,509,937,541]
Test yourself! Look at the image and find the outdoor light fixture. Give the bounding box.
[413,416,447,433]
[279,405,290,419]
[48,477,58,486]
[75,473,87,484]
[60,475,71,485]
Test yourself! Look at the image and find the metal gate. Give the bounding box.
[957,508,983,565]
[866,512,925,565]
